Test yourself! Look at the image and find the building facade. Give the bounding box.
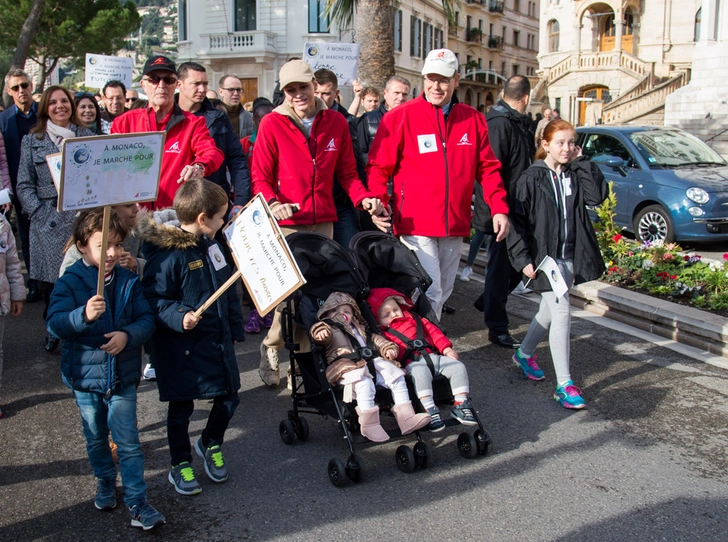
[176,0,537,108]
[664,0,728,155]
[447,0,540,109]
[535,0,700,126]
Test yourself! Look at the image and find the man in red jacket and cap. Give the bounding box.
[367,49,510,319]
[112,56,223,209]
[251,59,385,388]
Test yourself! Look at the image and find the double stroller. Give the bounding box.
[278,231,492,487]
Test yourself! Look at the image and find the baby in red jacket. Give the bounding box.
[368,288,475,432]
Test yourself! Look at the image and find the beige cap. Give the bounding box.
[421,49,459,78]
[279,60,315,90]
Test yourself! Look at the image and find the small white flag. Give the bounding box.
[536,256,568,297]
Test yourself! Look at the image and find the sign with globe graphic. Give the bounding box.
[58,132,165,211]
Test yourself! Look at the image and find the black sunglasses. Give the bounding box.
[126,97,139,103]
[10,82,30,92]
[144,75,177,86]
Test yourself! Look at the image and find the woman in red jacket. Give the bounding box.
[251,60,385,388]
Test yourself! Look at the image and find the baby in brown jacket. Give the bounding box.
[311,292,430,442]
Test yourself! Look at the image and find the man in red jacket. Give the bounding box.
[367,49,510,319]
[112,56,224,209]
[252,59,385,388]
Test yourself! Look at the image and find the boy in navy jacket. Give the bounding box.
[141,179,244,496]
[47,208,164,531]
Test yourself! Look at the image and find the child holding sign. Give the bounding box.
[507,119,607,409]
[46,208,164,530]
[141,179,244,496]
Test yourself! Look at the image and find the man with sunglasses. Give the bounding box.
[125,89,139,109]
[111,56,223,209]
[0,69,39,301]
[218,75,253,139]
[367,49,509,320]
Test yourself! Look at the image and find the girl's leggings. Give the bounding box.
[519,259,574,385]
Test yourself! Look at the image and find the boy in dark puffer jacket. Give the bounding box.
[141,179,244,497]
[47,208,164,531]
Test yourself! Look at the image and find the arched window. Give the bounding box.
[695,7,702,41]
[624,10,634,35]
[548,20,560,52]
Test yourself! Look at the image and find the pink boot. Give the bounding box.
[392,402,431,435]
[356,407,390,443]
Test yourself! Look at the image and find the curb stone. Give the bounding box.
[461,242,728,358]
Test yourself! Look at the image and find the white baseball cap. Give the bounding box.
[421,49,459,78]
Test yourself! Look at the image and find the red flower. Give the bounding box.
[684,255,690,261]
[670,275,677,280]
[612,234,623,243]
[723,253,728,261]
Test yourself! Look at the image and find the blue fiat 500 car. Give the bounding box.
[575,126,728,243]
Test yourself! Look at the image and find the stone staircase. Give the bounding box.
[602,71,690,125]
[545,50,650,86]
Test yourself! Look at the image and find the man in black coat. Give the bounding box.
[474,75,535,348]
[176,62,251,206]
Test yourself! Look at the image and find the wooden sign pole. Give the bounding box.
[193,270,242,318]
[96,206,111,297]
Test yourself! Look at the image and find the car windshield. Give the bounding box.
[629,130,726,168]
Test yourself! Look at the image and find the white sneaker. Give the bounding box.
[459,267,474,282]
[142,363,156,381]
[512,282,532,295]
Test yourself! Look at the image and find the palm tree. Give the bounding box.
[325,0,456,89]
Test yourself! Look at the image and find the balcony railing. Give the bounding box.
[489,1,505,14]
[467,28,484,43]
[204,30,277,55]
[487,35,504,49]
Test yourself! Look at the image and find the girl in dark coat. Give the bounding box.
[507,119,607,409]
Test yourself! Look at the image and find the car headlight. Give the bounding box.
[686,187,710,204]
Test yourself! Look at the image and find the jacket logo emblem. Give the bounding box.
[457,133,472,146]
[324,138,337,152]
[166,141,181,153]
[189,260,203,270]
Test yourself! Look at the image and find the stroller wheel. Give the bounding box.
[457,432,478,459]
[294,417,310,442]
[413,441,431,469]
[395,445,416,473]
[346,454,364,483]
[328,458,348,487]
[474,429,492,456]
[279,419,296,445]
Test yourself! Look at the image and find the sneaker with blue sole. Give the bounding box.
[554,380,586,409]
[195,438,228,483]
[512,349,545,380]
[168,462,202,495]
[129,500,166,530]
[94,477,117,511]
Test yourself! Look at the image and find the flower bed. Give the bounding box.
[594,184,728,315]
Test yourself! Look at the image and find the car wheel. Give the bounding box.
[634,205,675,244]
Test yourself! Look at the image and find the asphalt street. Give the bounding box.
[1,275,727,541]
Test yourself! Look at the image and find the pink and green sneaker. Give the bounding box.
[554,380,586,409]
[512,349,545,380]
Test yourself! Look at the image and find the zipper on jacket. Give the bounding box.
[435,107,450,235]
[308,114,319,224]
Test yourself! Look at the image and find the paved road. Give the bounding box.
[1,276,727,541]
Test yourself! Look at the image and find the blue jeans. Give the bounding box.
[466,229,486,266]
[333,203,361,248]
[73,385,147,507]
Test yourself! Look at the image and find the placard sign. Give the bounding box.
[59,132,165,211]
[224,194,306,316]
[85,53,134,89]
[302,42,360,86]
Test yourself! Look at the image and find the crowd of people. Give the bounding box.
[0,48,606,532]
